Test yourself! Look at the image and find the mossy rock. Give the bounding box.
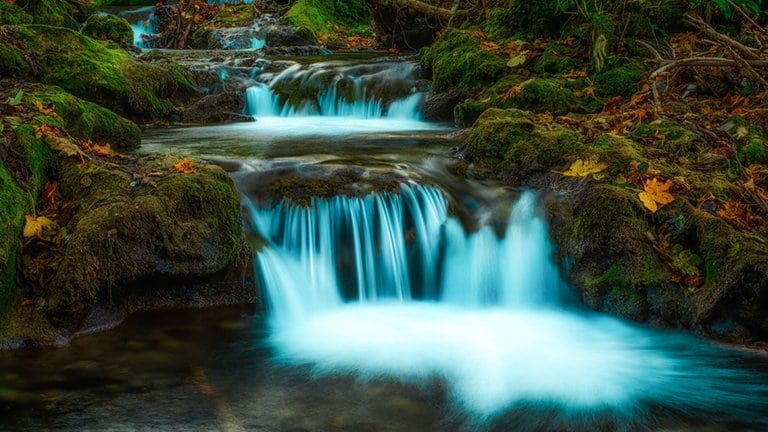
[632,119,701,158]
[1,25,196,119]
[579,133,646,176]
[47,157,244,322]
[513,78,585,114]
[593,58,645,99]
[534,43,578,77]
[29,86,140,150]
[14,0,95,29]
[420,28,508,95]
[0,123,57,314]
[82,14,134,48]
[453,74,525,127]
[677,208,768,341]
[549,184,675,323]
[285,0,372,43]
[462,108,584,179]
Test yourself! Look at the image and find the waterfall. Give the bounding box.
[247,183,768,422]
[244,61,426,120]
[122,6,156,49]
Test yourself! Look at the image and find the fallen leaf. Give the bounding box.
[507,51,528,67]
[563,155,608,177]
[33,100,63,121]
[22,215,56,238]
[174,158,197,174]
[639,178,674,213]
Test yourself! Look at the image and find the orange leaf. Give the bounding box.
[639,178,674,213]
[174,158,197,174]
[33,100,63,121]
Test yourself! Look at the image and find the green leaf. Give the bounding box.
[5,89,23,106]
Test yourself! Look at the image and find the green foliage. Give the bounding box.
[285,0,372,40]
[420,28,508,94]
[82,14,134,47]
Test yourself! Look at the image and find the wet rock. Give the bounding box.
[422,90,465,123]
[263,45,332,57]
[44,155,249,326]
[180,92,252,124]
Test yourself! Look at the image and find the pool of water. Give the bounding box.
[1,307,767,432]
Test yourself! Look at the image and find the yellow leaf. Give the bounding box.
[22,215,55,238]
[639,178,674,213]
[563,155,608,177]
[507,51,528,67]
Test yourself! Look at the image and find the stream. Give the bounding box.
[2,55,768,431]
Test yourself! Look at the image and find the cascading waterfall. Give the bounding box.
[244,61,426,119]
[248,183,768,425]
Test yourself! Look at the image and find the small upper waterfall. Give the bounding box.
[244,61,426,119]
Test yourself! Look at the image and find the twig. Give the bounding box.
[723,43,768,90]
[649,57,768,80]
[636,40,663,60]
[684,13,759,60]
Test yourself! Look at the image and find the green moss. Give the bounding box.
[4,25,194,119]
[0,123,56,313]
[421,28,508,94]
[589,133,645,175]
[0,44,31,76]
[0,2,33,25]
[632,120,701,157]
[82,14,134,47]
[29,86,141,149]
[513,78,581,114]
[463,108,583,178]
[593,58,645,99]
[534,43,578,77]
[453,74,525,127]
[15,0,95,29]
[721,116,768,165]
[285,0,372,41]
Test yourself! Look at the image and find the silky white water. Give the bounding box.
[249,185,768,425]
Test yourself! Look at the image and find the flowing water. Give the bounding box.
[2,56,768,431]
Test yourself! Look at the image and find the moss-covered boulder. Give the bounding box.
[593,58,645,99]
[462,108,583,180]
[82,14,134,48]
[0,25,196,120]
[285,0,371,45]
[29,85,141,150]
[547,185,678,324]
[632,119,702,158]
[1,0,95,29]
[46,156,245,323]
[420,28,508,95]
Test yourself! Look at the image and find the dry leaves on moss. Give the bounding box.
[174,157,197,174]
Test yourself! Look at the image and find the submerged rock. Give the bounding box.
[179,91,251,124]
